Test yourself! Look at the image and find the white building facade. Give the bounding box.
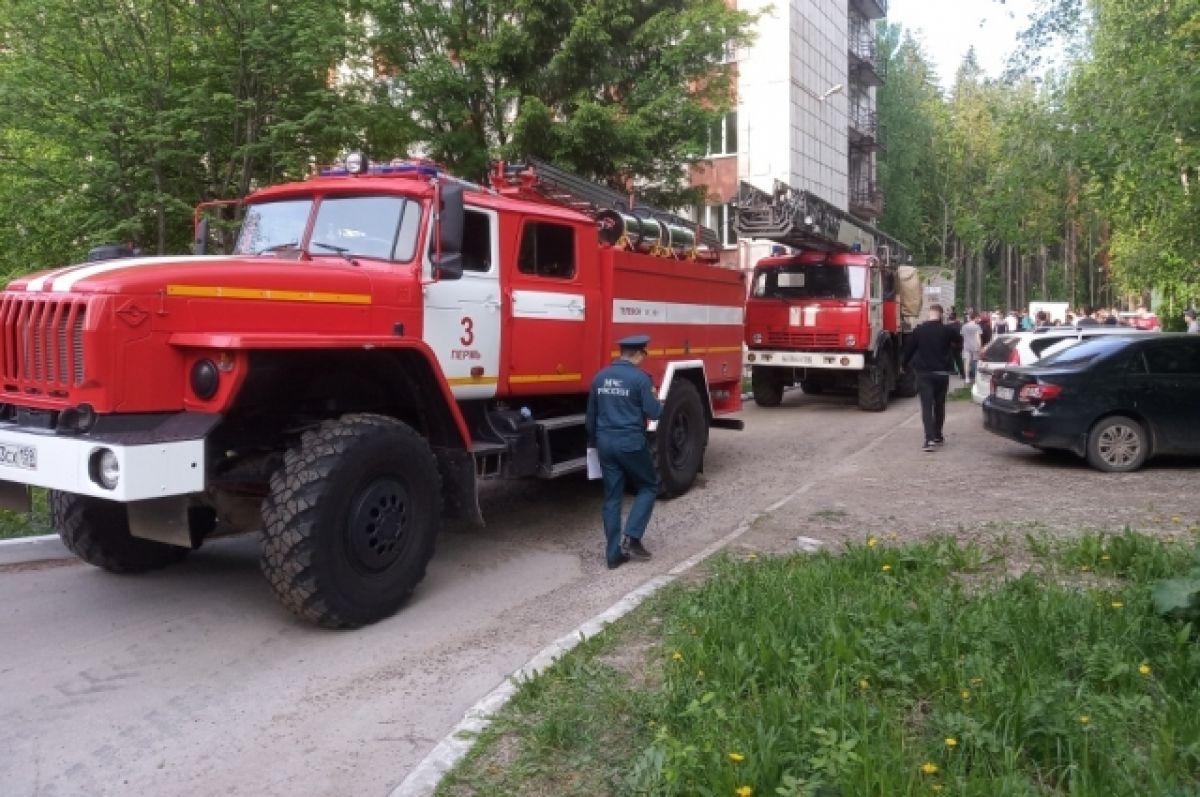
[692,0,888,270]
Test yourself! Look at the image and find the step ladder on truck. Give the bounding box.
[734,180,923,411]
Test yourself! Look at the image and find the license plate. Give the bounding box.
[0,442,38,471]
[996,386,1015,401]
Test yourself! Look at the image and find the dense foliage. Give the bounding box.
[877,0,1199,319]
[0,0,750,274]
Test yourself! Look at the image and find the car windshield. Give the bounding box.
[1037,335,1132,367]
[751,264,866,300]
[235,196,422,261]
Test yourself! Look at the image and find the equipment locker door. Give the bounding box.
[423,207,502,398]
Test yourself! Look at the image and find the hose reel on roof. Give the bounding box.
[596,209,698,256]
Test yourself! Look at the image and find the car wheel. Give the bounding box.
[1086,416,1149,473]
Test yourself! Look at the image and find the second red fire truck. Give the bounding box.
[735,180,922,411]
[0,156,745,628]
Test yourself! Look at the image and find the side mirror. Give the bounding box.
[434,182,465,281]
[193,218,209,255]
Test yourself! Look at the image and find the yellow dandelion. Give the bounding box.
[960,689,971,702]
[1079,715,1090,726]
[728,752,745,764]
[1100,554,1111,561]
[882,564,893,572]
[735,787,753,797]
[1079,565,1091,573]
[1139,663,1151,676]
[1111,601,1124,609]
[867,536,878,548]
[859,678,871,690]
[672,651,684,662]
[1171,516,1182,524]
[747,553,758,561]
[944,737,958,748]
[697,669,705,678]
[920,762,939,776]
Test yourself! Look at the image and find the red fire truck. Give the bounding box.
[0,155,744,627]
[735,181,922,411]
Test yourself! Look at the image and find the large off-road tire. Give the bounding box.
[50,491,190,573]
[800,379,825,395]
[655,380,708,498]
[260,414,442,629]
[1086,415,1149,473]
[751,366,784,407]
[857,356,891,412]
[893,363,918,398]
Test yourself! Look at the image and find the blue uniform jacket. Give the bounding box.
[585,359,663,452]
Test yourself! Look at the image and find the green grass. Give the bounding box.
[438,531,1200,797]
[948,386,974,401]
[0,488,52,540]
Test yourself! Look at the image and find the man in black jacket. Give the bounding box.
[902,304,963,452]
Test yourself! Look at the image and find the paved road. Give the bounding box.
[0,392,972,797]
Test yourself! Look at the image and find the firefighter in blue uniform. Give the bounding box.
[585,334,663,569]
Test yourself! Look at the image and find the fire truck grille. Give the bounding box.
[766,331,841,348]
[0,296,88,392]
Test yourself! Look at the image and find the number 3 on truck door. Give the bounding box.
[460,316,475,347]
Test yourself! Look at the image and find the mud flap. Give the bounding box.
[127,497,194,548]
[435,447,483,527]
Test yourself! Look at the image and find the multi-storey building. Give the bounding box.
[692,0,888,270]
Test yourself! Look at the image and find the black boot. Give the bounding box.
[622,536,651,561]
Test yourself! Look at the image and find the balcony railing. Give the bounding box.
[848,105,878,149]
[848,15,885,86]
[849,181,885,218]
[850,0,887,20]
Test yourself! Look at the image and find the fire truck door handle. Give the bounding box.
[567,300,584,315]
[483,297,501,311]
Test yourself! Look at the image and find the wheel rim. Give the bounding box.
[668,409,693,471]
[1098,424,1141,468]
[345,476,411,574]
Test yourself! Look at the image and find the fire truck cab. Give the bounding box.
[0,156,745,628]
[735,180,922,411]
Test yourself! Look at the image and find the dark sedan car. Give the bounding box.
[982,334,1200,472]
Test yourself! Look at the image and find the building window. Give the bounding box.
[696,204,737,249]
[707,111,738,157]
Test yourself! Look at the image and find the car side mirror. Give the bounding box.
[434,183,465,281]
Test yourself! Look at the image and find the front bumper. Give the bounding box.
[745,350,865,370]
[0,414,213,502]
[981,399,1087,456]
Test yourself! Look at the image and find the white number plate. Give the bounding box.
[0,442,38,471]
[996,386,1015,401]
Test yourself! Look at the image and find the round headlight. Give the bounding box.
[191,359,220,400]
[90,448,120,490]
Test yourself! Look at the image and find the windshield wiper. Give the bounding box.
[311,241,360,266]
[259,241,299,254]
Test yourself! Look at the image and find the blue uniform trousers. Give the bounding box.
[598,442,658,563]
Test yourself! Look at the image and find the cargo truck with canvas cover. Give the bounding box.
[0,155,744,628]
[736,180,921,411]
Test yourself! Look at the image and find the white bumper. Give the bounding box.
[744,350,865,370]
[0,425,205,501]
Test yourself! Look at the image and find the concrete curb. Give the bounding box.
[389,407,921,796]
[0,532,58,547]
[0,533,71,567]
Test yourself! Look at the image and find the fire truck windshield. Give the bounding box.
[236,196,422,262]
[752,263,867,300]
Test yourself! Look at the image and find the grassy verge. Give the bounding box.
[438,531,1200,797]
[948,386,974,401]
[0,488,52,540]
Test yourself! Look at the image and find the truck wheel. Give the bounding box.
[656,380,707,498]
[50,491,190,573]
[1086,416,1149,473]
[894,364,918,398]
[260,414,442,629]
[751,367,783,407]
[857,358,891,412]
[800,379,825,395]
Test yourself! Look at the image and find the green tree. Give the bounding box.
[359,0,755,202]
